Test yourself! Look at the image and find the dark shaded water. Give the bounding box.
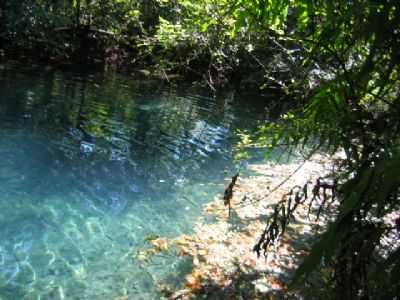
[0,63,282,299]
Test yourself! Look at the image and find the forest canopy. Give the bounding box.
[1,1,399,299]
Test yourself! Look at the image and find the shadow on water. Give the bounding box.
[0,62,287,299]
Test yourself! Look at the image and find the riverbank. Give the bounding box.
[0,52,281,94]
[137,153,337,299]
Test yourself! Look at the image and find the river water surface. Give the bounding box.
[0,64,282,299]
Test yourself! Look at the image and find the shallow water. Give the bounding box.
[0,63,282,299]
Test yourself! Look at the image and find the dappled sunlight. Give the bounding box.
[0,66,279,299]
[139,154,338,299]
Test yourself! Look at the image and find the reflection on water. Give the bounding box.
[0,64,282,299]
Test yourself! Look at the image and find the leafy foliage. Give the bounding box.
[235,1,400,299]
[1,0,399,298]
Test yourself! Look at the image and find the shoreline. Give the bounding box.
[138,153,336,299]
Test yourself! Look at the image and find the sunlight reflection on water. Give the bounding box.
[0,63,282,299]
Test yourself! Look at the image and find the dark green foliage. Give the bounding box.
[240,1,400,299]
[0,0,142,63]
[1,0,399,298]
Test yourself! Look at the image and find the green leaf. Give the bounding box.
[296,1,310,31]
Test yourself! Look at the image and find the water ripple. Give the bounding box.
[0,64,274,299]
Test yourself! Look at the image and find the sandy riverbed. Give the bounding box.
[136,153,337,299]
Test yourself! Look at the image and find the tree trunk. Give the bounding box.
[76,0,81,28]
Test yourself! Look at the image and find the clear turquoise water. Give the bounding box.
[0,64,279,299]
